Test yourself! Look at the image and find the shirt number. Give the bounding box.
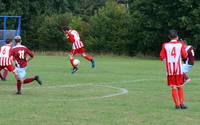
[18,50,25,59]
[2,48,6,55]
[171,47,176,58]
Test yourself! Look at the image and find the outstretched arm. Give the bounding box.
[160,43,166,61]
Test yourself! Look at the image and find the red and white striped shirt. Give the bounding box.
[160,40,187,76]
[66,30,84,49]
[0,45,12,66]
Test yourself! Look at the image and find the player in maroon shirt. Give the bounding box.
[12,36,42,95]
[181,40,195,85]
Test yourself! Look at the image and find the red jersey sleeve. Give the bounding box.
[160,43,166,61]
[181,43,188,60]
[66,31,75,43]
[26,48,34,58]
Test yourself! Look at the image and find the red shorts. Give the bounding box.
[167,75,184,87]
[0,65,15,72]
[70,48,85,55]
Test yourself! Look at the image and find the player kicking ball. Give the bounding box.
[160,30,188,109]
[12,36,42,95]
[63,26,95,74]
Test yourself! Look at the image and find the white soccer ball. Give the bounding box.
[73,59,80,66]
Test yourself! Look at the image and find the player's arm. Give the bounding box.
[188,47,195,65]
[9,49,16,66]
[181,43,188,60]
[26,48,34,62]
[10,49,19,67]
[68,33,75,43]
[160,43,166,61]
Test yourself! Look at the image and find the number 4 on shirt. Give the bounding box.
[171,47,176,58]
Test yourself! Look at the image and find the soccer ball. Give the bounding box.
[73,59,80,66]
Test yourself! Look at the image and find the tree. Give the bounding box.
[87,0,132,55]
[129,0,200,57]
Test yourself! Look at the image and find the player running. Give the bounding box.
[0,39,18,81]
[12,36,42,95]
[63,26,95,74]
[181,40,195,85]
[160,30,188,109]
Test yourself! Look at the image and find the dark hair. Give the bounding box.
[5,39,12,44]
[169,29,178,39]
[15,39,21,43]
[62,26,70,31]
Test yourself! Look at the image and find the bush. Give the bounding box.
[86,0,133,55]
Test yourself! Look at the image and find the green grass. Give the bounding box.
[0,55,200,125]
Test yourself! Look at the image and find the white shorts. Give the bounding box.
[16,67,27,80]
[182,64,193,73]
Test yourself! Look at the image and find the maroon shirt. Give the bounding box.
[12,45,34,68]
[184,45,195,65]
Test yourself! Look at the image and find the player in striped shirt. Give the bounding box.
[0,39,18,81]
[160,30,188,109]
[63,26,95,74]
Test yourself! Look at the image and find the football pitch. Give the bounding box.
[0,55,199,125]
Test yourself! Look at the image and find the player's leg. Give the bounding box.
[6,65,18,81]
[23,76,42,85]
[0,68,3,80]
[80,48,95,68]
[16,79,23,95]
[9,68,21,94]
[171,87,180,109]
[70,49,76,68]
[71,56,78,74]
[3,69,8,80]
[183,72,191,84]
[69,50,79,74]
[177,87,187,109]
[15,67,25,94]
[182,64,192,84]
[70,55,75,68]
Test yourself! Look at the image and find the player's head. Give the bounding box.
[14,35,22,43]
[5,39,13,44]
[168,29,178,39]
[62,26,71,32]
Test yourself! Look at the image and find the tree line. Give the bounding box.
[0,0,200,58]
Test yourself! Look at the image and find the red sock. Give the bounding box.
[178,87,184,105]
[83,55,93,61]
[16,80,22,92]
[23,77,35,84]
[171,89,179,106]
[3,69,8,79]
[70,58,75,67]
